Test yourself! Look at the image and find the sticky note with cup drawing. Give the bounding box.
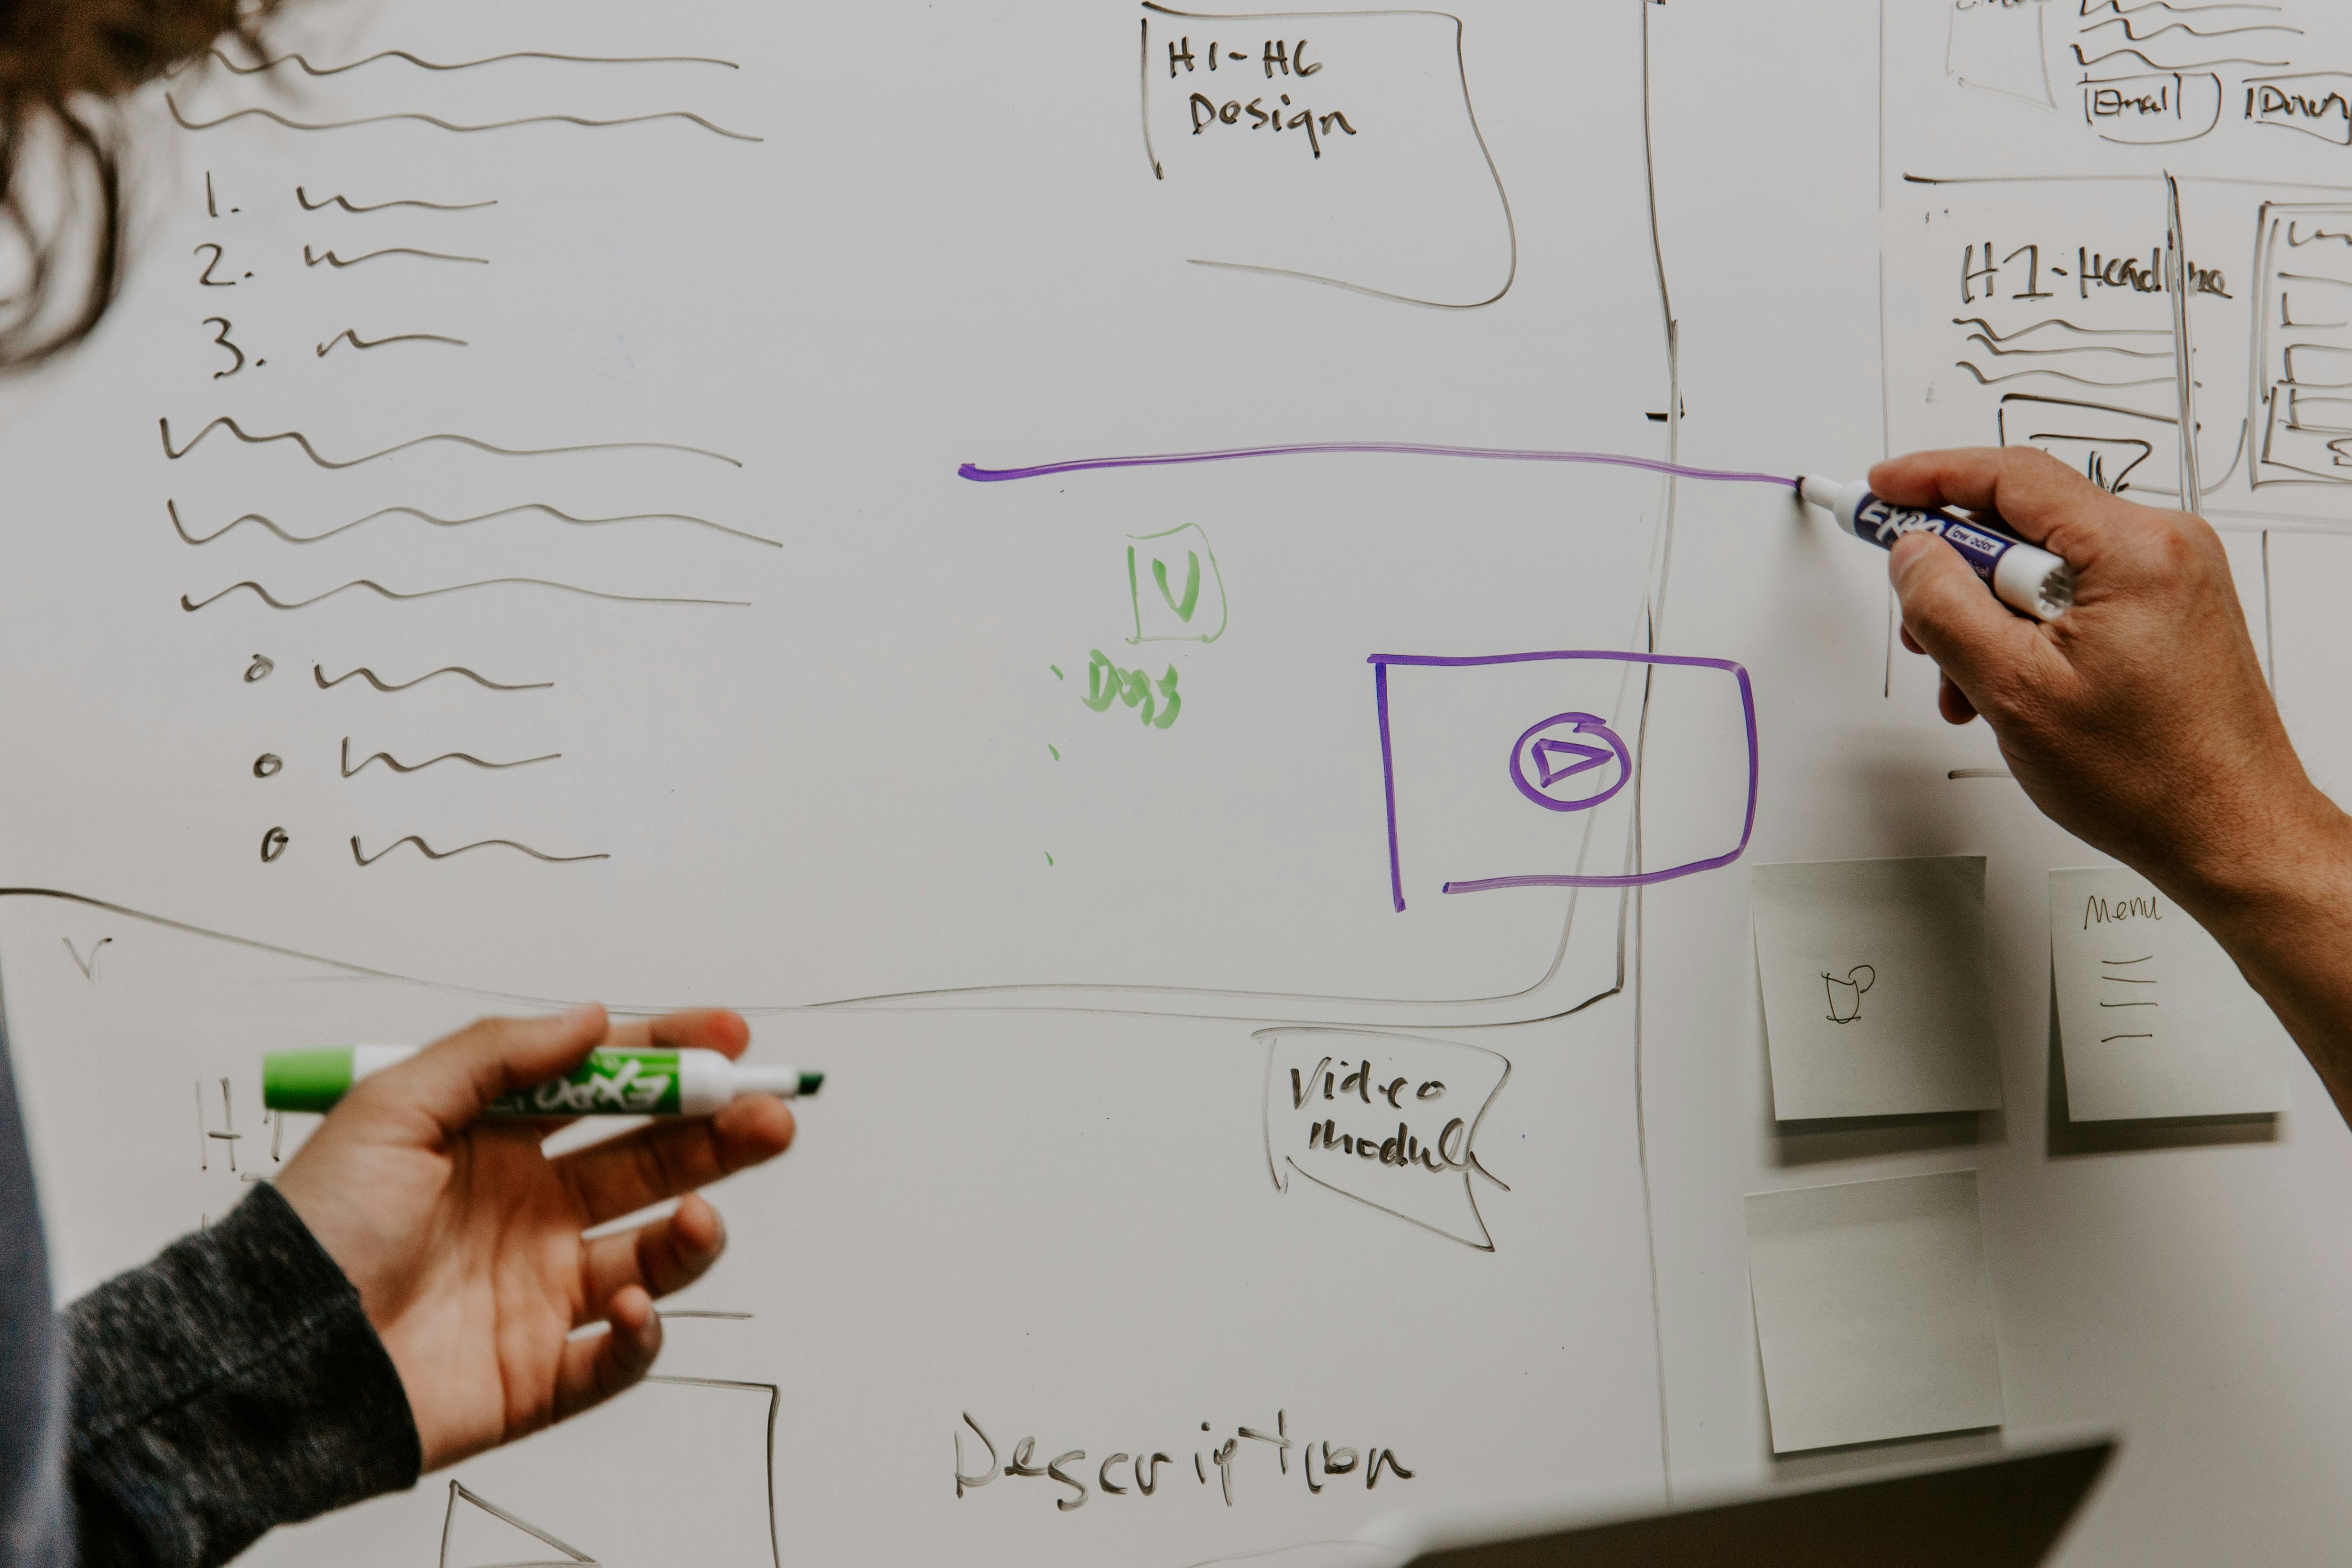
[1751,856,2004,1121]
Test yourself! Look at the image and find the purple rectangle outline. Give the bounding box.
[1369,650,1759,910]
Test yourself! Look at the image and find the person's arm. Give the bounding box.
[66,1185,420,1568]
[64,1004,795,1567]
[1878,445,2352,1123]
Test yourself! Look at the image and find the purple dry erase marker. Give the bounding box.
[1799,476,2075,622]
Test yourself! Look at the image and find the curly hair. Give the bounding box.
[0,0,272,368]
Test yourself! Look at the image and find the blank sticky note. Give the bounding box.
[1745,1170,2005,1454]
[1752,856,2003,1120]
[2050,867,2288,1121]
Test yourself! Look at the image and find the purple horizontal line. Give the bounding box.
[957,442,1800,489]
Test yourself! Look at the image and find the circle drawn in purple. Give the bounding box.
[1509,712,1631,813]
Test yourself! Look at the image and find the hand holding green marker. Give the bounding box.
[265,1044,822,1116]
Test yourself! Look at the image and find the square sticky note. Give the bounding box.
[1752,856,2003,1120]
[1745,1170,2006,1454]
[2050,866,2289,1121]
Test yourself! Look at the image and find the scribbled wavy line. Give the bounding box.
[1964,332,2170,359]
[167,92,760,142]
[350,835,608,866]
[316,664,551,693]
[209,47,739,75]
[1953,315,2170,343]
[1955,361,2174,389]
[316,329,469,356]
[169,497,777,547]
[297,186,494,213]
[2071,44,2288,67]
[180,578,749,610]
[2287,225,2352,248]
[341,737,559,776]
[305,244,485,268]
[2081,15,2300,39]
[2080,0,2281,15]
[159,415,742,468]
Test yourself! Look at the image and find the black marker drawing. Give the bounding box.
[340,737,559,776]
[167,94,760,143]
[1953,314,2170,344]
[192,243,243,286]
[350,836,610,866]
[314,328,468,356]
[642,1376,780,1568]
[159,415,743,468]
[252,753,281,778]
[2080,16,2300,43]
[62,937,109,979]
[316,663,552,693]
[1138,2,1516,309]
[653,1309,753,1320]
[2073,45,2289,71]
[1821,964,1875,1025]
[213,47,739,76]
[1957,361,2174,389]
[260,827,289,863]
[169,498,776,548]
[297,186,494,213]
[303,244,486,269]
[437,1480,597,1568]
[182,578,749,611]
[202,317,245,377]
[243,654,274,682]
[2098,954,2158,1041]
[205,171,217,217]
[1962,331,2169,360]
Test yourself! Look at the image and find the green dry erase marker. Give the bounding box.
[263,1046,823,1116]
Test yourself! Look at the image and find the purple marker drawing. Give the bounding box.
[958,441,1801,489]
[1370,651,1759,911]
[1508,712,1632,813]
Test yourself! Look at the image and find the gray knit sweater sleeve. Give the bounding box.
[64,1184,422,1568]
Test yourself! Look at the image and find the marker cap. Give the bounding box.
[264,1047,356,1113]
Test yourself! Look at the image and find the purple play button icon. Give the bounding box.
[1509,712,1632,812]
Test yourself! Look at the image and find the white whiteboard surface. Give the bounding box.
[7,0,2352,1564]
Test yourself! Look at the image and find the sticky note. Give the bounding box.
[1751,856,2003,1120]
[2050,867,2288,1121]
[1745,1170,2005,1454]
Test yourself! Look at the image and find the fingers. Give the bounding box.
[594,1009,753,1059]
[553,1286,662,1425]
[554,1093,797,1226]
[1889,533,2063,724]
[349,1004,609,1137]
[1939,672,1980,726]
[1867,445,2107,545]
[578,1194,728,1323]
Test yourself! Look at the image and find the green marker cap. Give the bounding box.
[264,1047,356,1113]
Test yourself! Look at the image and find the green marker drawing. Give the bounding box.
[1048,744,1060,760]
[1050,664,1064,679]
[1126,524,1227,645]
[263,1046,821,1115]
[1082,650,1180,728]
[1045,852,1055,866]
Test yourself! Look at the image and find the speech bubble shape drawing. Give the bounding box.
[1139,4,1515,307]
[1262,1027,1510,1250]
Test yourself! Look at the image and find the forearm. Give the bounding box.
[2159,789,2352,1124]
[66,1184,420,1568]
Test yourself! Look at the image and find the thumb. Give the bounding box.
[1888,533,2053,724]
[350,1003,609,1136]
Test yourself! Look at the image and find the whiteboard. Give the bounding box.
[8,0,2352,1564]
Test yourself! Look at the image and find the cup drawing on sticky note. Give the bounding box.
[1822,964,1876,1025]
